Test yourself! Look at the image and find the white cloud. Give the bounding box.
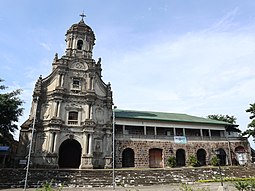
[39,42,51,51]
[206,7,240,32]
[106,26,255,139]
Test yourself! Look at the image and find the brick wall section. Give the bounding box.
[116,139,251,168]
[0,167,255,189]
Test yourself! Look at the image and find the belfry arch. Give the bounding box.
[58,139,82,168]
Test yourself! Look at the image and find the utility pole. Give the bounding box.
[24,96,39,191]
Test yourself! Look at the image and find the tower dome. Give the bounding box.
[65,14,96,58]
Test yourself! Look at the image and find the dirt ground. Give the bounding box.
[1,182,236,191]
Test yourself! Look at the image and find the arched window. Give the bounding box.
[68,111,78,125]
[77,40,83,50]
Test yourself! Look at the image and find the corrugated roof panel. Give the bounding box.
[115,109,232,126]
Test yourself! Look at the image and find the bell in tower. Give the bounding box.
[65,13,96,58]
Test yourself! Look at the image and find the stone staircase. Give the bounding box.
[0,167,255,189]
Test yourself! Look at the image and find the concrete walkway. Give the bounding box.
[1,182,236,191]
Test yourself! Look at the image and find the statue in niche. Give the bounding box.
[95,140,102,152]
[95,108,104,124]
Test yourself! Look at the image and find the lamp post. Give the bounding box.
[112,106,117,190]
[214,149,224,187]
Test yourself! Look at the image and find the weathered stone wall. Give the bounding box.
[0,167,255,189]
[116,139,251,168]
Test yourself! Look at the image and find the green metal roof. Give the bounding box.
[115,109,233,126]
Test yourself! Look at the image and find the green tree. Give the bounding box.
[207,114,236,124]
[0,79,23,145]
[242,103,255,137]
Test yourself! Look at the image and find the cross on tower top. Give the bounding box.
[80,11,86,20]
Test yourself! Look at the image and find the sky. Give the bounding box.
[1,0,255,147]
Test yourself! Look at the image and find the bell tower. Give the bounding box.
[65,13,95,59]
[17,14,113,169]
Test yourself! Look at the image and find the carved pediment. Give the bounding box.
[70,62,88,71]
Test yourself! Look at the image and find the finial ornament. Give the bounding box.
[80,11,86,20]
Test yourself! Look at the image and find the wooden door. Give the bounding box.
[149,149,162,168]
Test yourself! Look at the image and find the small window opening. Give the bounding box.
[68,111,78,125]
[72,78,81,89]
[77,40,83,50]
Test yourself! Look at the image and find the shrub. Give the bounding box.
[234,181,250,191]
[188,155,199,167]
[248,180,255,190]
[210,156,219,166]
[37,180,63,191]
[167,156,176,168]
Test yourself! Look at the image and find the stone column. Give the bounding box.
[87,104,91,119]
[48,131,53,152]
[144,126,147,135]
[57,74,61,87]
[90,77,94,90]
[200,129,203,140]
[80,133,93,169]
[83,133,88,155]
[123,125,126,135]
[90,105,93,119]
[54,101,58,117]
[88,134,93,155]
[154,126,157,136]
[51,132,56,153]
[58,74,64,87]
[53,132,59,153]
[173,128,176,136]
[56,101,61,118]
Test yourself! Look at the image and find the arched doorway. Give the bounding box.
[149,148,163,168]
[216,148,226,166]
[58,139,82,168]
[122,148,135,167]
[176,149,186,167]
[197,149,206,166]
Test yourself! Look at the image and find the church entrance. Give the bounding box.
[58,139,82,168]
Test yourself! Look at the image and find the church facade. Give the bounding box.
[16,16,113,169]
[16,16,251,169]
